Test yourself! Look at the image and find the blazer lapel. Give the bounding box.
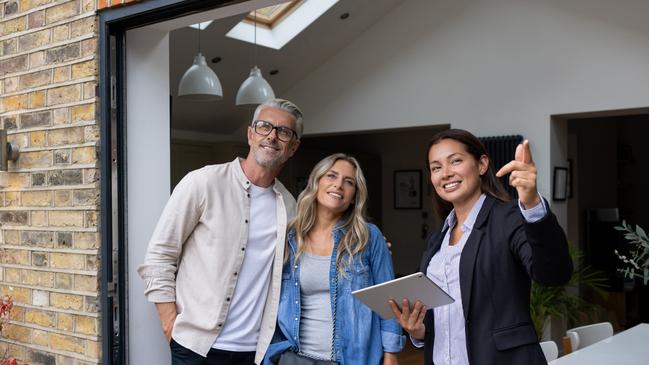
[458,196,495,319]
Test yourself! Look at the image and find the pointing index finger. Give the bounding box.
[522,140,534,164]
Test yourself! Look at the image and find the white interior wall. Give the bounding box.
[126,27,171,365]
[284,0,649,225]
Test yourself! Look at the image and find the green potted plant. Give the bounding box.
[530,246,608,339]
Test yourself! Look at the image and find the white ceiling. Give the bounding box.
[168,0,406,137]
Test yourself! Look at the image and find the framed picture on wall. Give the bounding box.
[553,167,568,201]
[394,170,422,209]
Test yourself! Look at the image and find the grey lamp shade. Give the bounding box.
[236,66,275,106]
[178,52,223,101]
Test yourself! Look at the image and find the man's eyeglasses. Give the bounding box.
[252,120,298,142]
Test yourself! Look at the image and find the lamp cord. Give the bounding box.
[254,10,257,66]
[198,22,201,53]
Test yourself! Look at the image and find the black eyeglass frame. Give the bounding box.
[252,120,298,142]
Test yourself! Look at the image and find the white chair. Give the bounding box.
[539,340,558,362]
[566,322,613,351]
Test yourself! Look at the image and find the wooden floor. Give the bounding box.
[397,341,422,365]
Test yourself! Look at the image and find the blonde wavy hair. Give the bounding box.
[288,153,369,274]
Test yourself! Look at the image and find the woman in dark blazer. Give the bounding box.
[390,129,573,365]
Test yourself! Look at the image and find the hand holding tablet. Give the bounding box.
[351,272,454,320]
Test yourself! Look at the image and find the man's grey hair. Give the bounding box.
[252,98,304,138]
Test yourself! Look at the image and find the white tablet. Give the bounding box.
[351,272,454,320]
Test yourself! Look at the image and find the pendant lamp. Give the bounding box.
[236,10,275,106]
[178,23,223,101]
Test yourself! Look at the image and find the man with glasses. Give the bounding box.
[139,99,302,365]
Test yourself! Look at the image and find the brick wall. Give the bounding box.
[0,0,100,364]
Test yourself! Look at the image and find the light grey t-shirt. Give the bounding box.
[212,183,277,351]
[299,252,335,360]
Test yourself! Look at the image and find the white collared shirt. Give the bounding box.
[426,194,486,365]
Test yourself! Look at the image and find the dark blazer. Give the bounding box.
[419,195,573,365]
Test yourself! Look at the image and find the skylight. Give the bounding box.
[189,21,213,30]
[226,0,339,50]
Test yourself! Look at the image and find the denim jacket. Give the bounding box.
[263,223,405,365]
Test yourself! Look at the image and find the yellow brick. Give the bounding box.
[29,51,46,68]
[32,211,48,226]
[85,168,99,184]
[74,232,98,249]
[70,103,94,122]
[30,130,46,147]
[5,191,20,207]
[83,81,95,99]
[9,305,25,321]
[86,339,100,358]
[30,90,46,108]
[48,211,84,227]
[50,293,83,310]
[4,268,21,283]
[3,249,30,265]
[74,275,97,292]
[21,269,54,287]
[6,173,30,189]
[3,324,31,343]
[25,309,56,327]
[22,190,52,206]
[16,150,51,169]
[21,0,52,11]
[4,76,20,93]
[47,127,84,146]
[72,146,97,164]
[47,84,81,106]
[46,1,79,24]
[85,211,97,228]
[52,24,69,42]
[53,107,69,125]
[50,333,84,354]
[3,286,31,304]
[70,16,95,38]
[57,313,74,331]
[71,60,96,79]
[81,38,97,57]
[33,329,50,347]
[50,252,85,270]
[84,125,99,142]
[82,0,95,12]
[0,94,29,112]
[53,66,70,83]
[54,190,72,206]
[0,17,27,37]
[4,230,20,245]
[75,315,96,335]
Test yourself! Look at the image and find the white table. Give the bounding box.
[549,323,649,365]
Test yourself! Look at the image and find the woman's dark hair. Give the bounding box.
[426,129,511,219]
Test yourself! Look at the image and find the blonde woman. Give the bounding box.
[264,153,404,365]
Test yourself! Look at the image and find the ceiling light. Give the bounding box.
[236,10,275,106]
[178,23,223,101]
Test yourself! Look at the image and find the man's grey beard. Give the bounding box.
[254,147,284,168]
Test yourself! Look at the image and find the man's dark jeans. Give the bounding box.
[171,339,256,365]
